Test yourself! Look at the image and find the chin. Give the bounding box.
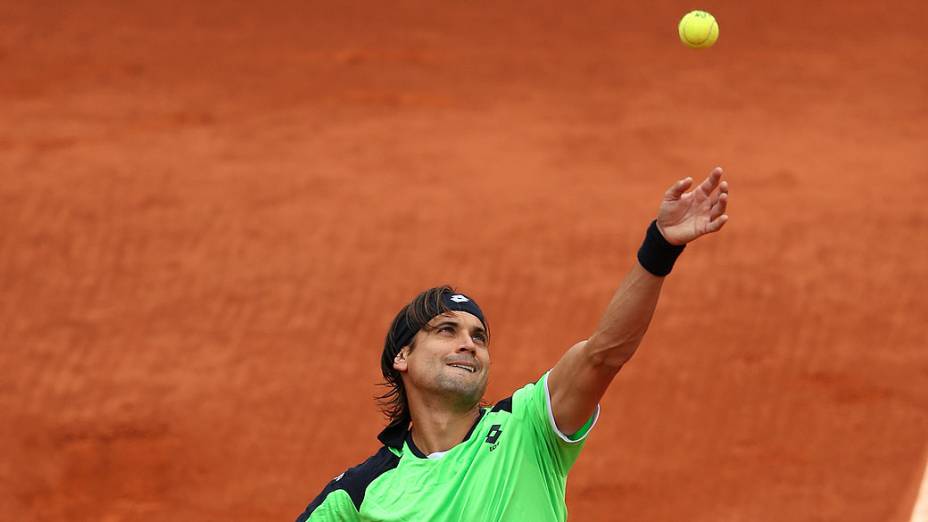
[435,375,487,404]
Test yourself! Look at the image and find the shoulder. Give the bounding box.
[510,374,546,412]
[490,395,513,413]
[333,446,401,506]
[480,378,545,428]
[295,446,400,521]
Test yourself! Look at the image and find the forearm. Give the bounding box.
[583,168,727,371]
[547,169,728,432]
[586,262,665,369]
[547,261,666,433]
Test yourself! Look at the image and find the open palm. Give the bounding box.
[657,167,730,245]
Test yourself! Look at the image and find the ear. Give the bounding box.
[393,346,410,372]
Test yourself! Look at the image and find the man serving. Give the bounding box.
[296,167,730,521]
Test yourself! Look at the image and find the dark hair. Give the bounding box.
[376,285,489,431]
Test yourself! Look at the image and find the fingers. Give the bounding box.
[709,175,729,228]
[709,178,727,202]
[698,167,724,196]
[707,214,728,233]
[664,177,693,201]
[710,191,728,220]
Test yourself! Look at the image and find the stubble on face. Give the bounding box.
[432,364,486,407]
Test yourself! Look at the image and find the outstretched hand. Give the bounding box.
[656,167,729,245]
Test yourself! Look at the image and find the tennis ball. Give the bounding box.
[678,10,719,49]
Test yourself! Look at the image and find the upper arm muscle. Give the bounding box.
[547,340,622,435]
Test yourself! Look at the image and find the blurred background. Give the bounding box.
[1,1,926,520]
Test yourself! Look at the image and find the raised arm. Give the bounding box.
[548,167,729,434]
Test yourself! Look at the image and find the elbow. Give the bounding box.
[586,333,644,370]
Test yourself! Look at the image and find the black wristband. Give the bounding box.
[637,220,685,276]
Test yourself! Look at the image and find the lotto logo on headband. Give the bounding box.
[449,295,470,303]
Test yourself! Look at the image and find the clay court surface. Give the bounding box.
[2,1,927,520]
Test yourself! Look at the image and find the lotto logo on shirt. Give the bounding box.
[485,424,503,451]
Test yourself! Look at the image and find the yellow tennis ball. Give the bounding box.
[678,10,719,49]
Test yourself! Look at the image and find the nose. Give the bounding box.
[457,333,477,353]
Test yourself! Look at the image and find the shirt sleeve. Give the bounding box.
[511,371,601,476]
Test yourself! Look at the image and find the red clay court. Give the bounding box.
[2,1,927,520]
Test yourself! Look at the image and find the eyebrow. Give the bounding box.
[432,320,488,337]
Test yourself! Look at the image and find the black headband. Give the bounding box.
[388,292,487,355]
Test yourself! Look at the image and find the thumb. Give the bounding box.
[664,177,693,201]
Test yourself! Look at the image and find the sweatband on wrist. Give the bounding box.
[637,220,685,276]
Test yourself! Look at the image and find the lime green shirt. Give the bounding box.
[296,372,600,521]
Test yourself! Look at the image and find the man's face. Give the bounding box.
[394,311,490,408]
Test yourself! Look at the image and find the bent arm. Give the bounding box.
[548,168,729,434]
[548,263,663,434]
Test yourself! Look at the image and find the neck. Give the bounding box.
[406,392,481,455]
